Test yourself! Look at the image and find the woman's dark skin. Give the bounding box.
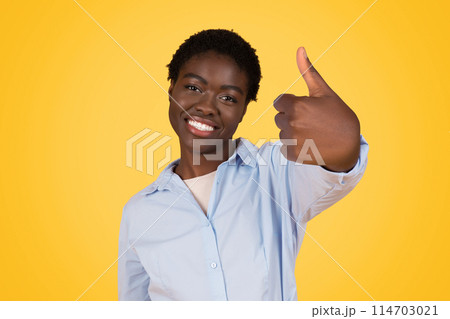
[168,50,249,180]
[274,47,360,172]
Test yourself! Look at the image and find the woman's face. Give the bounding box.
[168,50,249,155]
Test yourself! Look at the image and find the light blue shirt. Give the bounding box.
[118,135,369,300]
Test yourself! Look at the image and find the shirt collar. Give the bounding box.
[228,137,258,168]
[145,137,258,195]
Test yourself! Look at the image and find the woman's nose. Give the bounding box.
[194,94,218,116]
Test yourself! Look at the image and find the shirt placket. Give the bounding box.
[173,166,228,300]
[202,222,228,300]
[203,163,228,300]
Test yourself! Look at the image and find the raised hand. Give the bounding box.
[273,47,361,172]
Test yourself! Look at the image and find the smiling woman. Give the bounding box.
[118,28,369,301]
[168,50,250,177]
[163,29,262,179]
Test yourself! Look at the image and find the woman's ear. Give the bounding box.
[168,80,174,100]
[239,104,248,123]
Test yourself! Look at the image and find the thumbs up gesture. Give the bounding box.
[274,47,361,172]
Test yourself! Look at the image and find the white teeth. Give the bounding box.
[188,119,215,132]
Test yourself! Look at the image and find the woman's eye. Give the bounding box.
[221,96,237,103]
[185,85,201,92]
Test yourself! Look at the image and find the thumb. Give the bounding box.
[296,47,331,96]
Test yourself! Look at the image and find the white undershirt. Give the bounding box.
[182,170,217,215]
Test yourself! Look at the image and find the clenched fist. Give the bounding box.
[274,47,361,172]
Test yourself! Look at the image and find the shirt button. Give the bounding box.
[210,262,217,269]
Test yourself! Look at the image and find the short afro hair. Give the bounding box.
[166,29,262,105]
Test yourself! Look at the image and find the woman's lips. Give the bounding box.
[187,115,219,128]
[185,118,218,137]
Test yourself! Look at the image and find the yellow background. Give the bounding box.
[1,0,449,301]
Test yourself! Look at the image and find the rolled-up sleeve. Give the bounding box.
[288,134,369,223]
[118,201,151,301]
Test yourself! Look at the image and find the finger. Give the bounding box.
[274,112,289,130]
[296,47,332,97]
[273,93,295,112]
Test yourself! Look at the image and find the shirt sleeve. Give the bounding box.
[118,201,151,301]
[269,134,369,224]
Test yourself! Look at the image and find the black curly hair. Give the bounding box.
[166,29,262,105]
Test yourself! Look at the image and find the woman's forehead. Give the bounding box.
[179,51,249,87]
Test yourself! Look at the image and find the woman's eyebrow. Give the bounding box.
[182,72,244,96]
[183,73,207,84]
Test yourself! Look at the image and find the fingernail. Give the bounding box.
[302,47,307,59]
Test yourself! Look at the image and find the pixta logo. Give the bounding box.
[126,128,172,175]
[192,138,325,166]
